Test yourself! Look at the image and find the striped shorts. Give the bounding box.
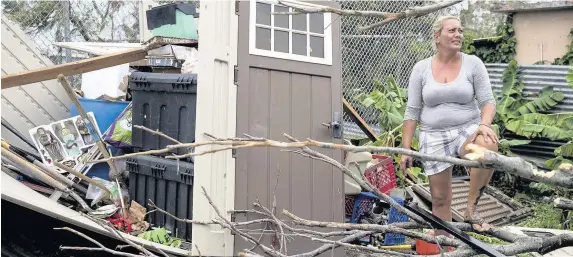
[419,123,479,176]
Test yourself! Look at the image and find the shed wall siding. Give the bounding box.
[1,17,71,152]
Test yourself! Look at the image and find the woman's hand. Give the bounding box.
[400,155,413,174]
[469,124,498,144]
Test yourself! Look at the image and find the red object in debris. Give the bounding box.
[107,213,132,233]
[364,155,397,194]
[415,231,454,255]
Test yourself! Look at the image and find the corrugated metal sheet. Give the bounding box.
[412,180,532,226]
[1,17,72,153]
[486,63,573,159]
[486,63,573,113]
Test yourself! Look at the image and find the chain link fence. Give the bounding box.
[1,0,141,87]
[338,0,461,139]
[2,0,461,138]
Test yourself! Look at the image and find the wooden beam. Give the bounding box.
[342,98,378,142]
[1,47,148,89]
[2,36,197,89]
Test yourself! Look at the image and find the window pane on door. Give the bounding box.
[309,13,324,34]
[256,27,271,50]
[292,13,306,31]
[256,3,271,25]
[292,33,307,56]
[309,36,324,58]
[274,30,289,53]
[274,6,289,29]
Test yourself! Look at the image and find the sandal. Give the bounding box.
[464,212,492,232]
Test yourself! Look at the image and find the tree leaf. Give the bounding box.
[499,139,531,147]
[546,156,573,170]
[566,68,573,87]
[505,119,573,140]
[508,86,564,118]
[518,112,573,130]
[501,60,523,96]
[554,141,573,157]
[360,97,376,107]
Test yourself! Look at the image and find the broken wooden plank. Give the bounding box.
[342,98,378,142]
[1,48,147,89]
[1,36,197,89]
[56,74,121,181]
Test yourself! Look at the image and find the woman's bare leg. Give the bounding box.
[460,134,499,231]
[428,166,453,239]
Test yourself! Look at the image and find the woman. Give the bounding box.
[400,16,499,234]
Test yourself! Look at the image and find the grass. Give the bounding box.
[518,202,564,230]
[467,201,566,257]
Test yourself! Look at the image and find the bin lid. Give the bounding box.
[146,3,198,30]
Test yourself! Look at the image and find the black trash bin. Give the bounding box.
[128,72,197,159]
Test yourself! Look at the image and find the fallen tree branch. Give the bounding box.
[282,210,461,247]
[143,185,573,257]
[273,0,462,32]
[76,125,573,256]
[554,197,573,211]
[133,125,181,144]
[55,227,157,257]
[464,144,573,188]
[92,134,571,189]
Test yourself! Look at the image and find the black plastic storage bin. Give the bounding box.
[129,72,197,157]
[126,155,194,242]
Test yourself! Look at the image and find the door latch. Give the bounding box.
[322,112,342,139]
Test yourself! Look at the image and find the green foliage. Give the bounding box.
[461,30,477,54]
[491,60,535,158]
[545,155,573,169]
[508,87,564,118]
[505,120,573,140]
[353,75,419,149]
[553,28,573,66]
[467,232,508,245]
[358,76,405,132]
[498,138,531,157]
[518,202,564,230]
[496,60,527,124]
[489,60,573,170]
[554,142,573,157]
[567,67,573,90]
[405,166,427,184]
[137,227,182,248]
[464,15,516,63]
[354,75,424,184]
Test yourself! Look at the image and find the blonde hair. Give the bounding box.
[432,15,461,49]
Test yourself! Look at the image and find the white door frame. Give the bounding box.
[192,1,238,256]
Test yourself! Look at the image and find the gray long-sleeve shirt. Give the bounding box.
[403,53,496,132]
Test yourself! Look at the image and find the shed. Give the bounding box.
[1,1,344,256]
